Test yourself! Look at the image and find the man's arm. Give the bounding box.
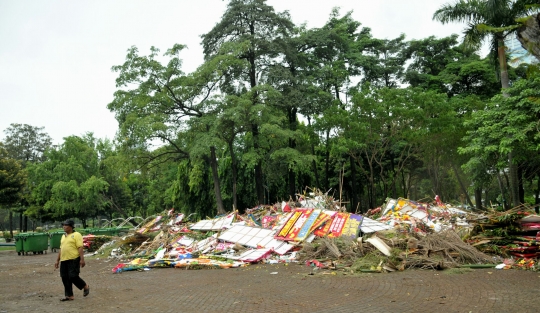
[54,249,61,269]
[78,246,85,268]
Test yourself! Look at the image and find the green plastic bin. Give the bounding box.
[106,227,124,236]
[107,228,119,236]
[114,227,129,236]
[22,233,48,255]
[116,227,131,236]
[49,231,64,252]
[88,228,114,236]
[14,233,25,255]
[78,229,91,235]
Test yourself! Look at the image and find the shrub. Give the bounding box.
[2,231,13,242]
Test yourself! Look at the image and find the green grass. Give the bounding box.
[0,246,15,251]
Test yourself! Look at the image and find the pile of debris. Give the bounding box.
[465,205,540,262]
[92,192,539,274]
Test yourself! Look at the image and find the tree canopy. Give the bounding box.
[5,0,540,228]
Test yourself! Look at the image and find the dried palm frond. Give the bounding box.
[418,230,495,264]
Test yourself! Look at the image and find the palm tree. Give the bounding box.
[434,0,538,88]
[433,0,539,207]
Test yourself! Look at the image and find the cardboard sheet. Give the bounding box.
[190,213,235,231]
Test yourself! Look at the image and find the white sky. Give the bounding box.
[0,0,465,145]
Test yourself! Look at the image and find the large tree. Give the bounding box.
[201,0,295,204]
[297,9,376,209]
[363,34,408,88]
[434,0,539,206]
[2,123,52,166]
[2,123,52,231]
[0,145,26,205]
[26,135,109,227]
[461,72,540,208]
[0,144,26,236]
[333,86,452,209]
[108,44,245,215]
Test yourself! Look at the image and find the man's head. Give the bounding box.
[62,219,75,231]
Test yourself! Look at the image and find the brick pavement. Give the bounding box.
[0,250,539,313]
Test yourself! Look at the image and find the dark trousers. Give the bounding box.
[59,257,86,297]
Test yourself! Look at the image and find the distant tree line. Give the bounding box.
[1,0,540,231]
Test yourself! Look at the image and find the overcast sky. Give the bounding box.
[0,0,465,145]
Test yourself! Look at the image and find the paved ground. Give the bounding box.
[0,250,539,313]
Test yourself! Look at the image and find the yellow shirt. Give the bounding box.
[60,231,83,261]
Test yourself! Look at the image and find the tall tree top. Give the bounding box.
[201,0,294,59]
[0,143,26,206]
[2,123,52,166]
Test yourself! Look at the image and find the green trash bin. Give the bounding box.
[105,227,123,236]
[106,228,119,236]
[89,228,114,236]
[49,231,64,252]
[78,228,91,235]
[118,226,131,236]
[14,233,25,256]
[22,233,48,255]
[81,228,95,235]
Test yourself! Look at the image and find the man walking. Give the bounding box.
[54,219,90,301]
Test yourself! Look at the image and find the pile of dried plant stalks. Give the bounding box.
[93,232,150,258]
[418,230,494,264]
[296,188,343,211]
[298,229,497,272]
[298,237,364,262]
[398,230,497,270]
[129,230,173,258]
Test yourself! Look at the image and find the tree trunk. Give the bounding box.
[401,171,409,198]
[367,157,376,210]
[368,175,375,210]
[432,159,442,198]
[508,152,520,207]
[474,188,483,211]
[248,50,265,205]
[349,155,358,212]
[517,13,540,61]
[451,163,474,208]
[390,152,397,198]
[9,210,13,237]
[307,117,320,189]
[518,163,525,204]
[498,36,520,208]
[210,146,226,215]
[253,132,265,204]
[495,169,508,210]
[227,141,239,213]
[288,107,298,200]
[324,129,331,190]
[497,36,510,89]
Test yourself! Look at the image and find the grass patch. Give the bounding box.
[0,246,15,251]
[350,251,386,272]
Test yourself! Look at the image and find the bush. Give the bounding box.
[2,231,13,242]
[35,227,44,233]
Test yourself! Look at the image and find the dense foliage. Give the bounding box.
[2,0,540,227]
